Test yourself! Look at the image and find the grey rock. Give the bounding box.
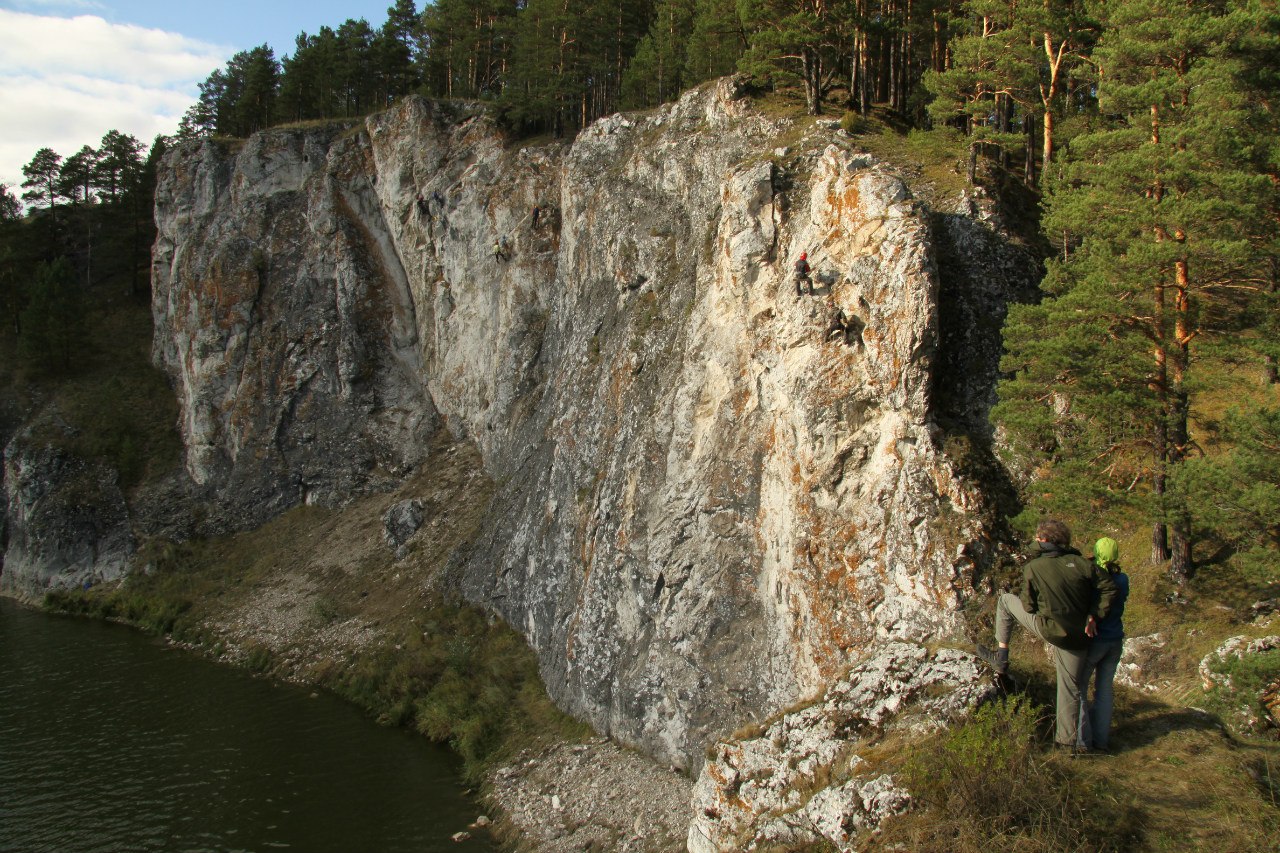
[383,499,425,551]
[688,642,993,852]
[1,422,135,599]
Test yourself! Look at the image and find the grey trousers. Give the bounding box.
[995,593,1088,746]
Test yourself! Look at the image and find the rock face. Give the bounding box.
[1,422,135,598]
[150,123,438,530]
[688,643,993,852]
[139,80,1023,767]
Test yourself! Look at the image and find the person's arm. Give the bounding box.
[1020,566,1038,614]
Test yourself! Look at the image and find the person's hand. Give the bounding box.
[1085,615,1097,638]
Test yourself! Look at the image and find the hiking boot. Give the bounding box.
[975,642,1009,675]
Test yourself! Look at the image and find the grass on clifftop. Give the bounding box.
[874,692,1279,853]
[933,518,1280,852]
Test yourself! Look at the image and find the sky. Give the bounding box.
[0,0,400,194]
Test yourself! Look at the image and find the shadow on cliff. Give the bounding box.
[926,190,1046,592]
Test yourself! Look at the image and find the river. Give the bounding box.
[0,597,495,853]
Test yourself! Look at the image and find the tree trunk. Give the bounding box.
[1150,100,1170,566]
[1042,108,1054,179]
[1268,263,1279,383]
[804,48,821,115]
[858,29,870,113]
[1024,114,1036,184]
[1151,289,1171,566]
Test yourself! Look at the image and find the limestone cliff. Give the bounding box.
[1,418,135,596]
[11,80,1035,770]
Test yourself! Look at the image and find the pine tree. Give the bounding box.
[623,0,697,108]
[21,148,64,214]
[1175,406,1280,586]
[19,257,86,374]
[737,0,850,114]
[231,45,281,134]
[95,131,146,205]
[335,19,378,116]
[0,243,19,336]
[0,184,20,222]
[59,145,99,206]
[924,0,1096,184]
[376,0,423,104]
[280,29,340,121]
[685,0,746,83]
[994,0,1274,580]
[503,0,644,134]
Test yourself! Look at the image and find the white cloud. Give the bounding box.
[0,10,228,190]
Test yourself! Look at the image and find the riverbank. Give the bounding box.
[32,431,691,852]
[489,738,691,852]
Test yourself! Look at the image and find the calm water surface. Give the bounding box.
[0,597,495,853]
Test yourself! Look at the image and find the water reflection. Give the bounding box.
[0,598,494,853]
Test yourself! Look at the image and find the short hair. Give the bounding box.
[1035,519,1071,547]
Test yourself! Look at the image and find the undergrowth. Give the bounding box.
[327,605,591,782]
[1202,647,1280,736]
[879,696,1140,852]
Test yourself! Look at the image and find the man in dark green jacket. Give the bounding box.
[977,519,1118,748]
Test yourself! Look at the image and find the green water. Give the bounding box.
[0,597,495,853]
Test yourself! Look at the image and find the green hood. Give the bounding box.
[1094,537,1120,570]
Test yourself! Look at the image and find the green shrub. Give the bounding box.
[840,111,869,135]
[901,695,1040,807]
[327,603,587,782]
[1202,646,1280,735]
[245,642,273,673]
[884,696,1137,853]
[310,595,344,625]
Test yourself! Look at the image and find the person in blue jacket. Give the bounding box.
[1082,537,1129,751]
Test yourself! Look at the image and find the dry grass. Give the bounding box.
[872,685,1279,853]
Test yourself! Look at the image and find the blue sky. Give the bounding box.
[0,0,402,192]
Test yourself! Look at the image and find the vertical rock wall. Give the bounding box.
[142,81,1008,766]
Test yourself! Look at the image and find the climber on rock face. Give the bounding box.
[493,236,510,262]
[824,299,849,342]
[843,311,865,347]
[794,252,813,297]
[823,299,865,347]
[416,193,429,217]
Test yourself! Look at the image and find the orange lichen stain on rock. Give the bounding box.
[824,184,864,228]
[196,268,251,333]
[783,498,872,677]
[809,358,862,409]
[728,376,754,420]
[608,357,634,409]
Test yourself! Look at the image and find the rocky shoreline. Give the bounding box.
[489,738,691,852]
